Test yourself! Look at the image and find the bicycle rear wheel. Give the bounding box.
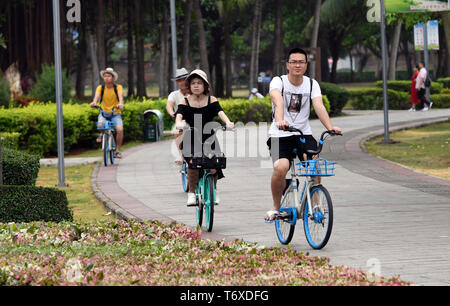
[204,175,215,232]
[181,161,189,192]
[275,179,296,245]
[303,185,333,249]
[103,134,109,166]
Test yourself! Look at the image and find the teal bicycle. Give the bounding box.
[273,127,342,249]
[183,126,228,232]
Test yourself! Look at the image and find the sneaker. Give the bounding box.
[408,108,416,112]
[422,107,429,111]
[214,192,220,205]
[187,193,197,206]
[429,101,433,109]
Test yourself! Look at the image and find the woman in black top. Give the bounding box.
[175,69,234,206]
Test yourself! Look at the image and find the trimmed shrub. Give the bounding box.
[321,82,350,115]
[0,132,20,150]
[375,80,443,94]
[1,148,40,186]
[437,77,450,89]
[430,94,450,108]
[349,88,409,110]
[0,185,73,223]
[0,75,10,108]
[29,64,71,103]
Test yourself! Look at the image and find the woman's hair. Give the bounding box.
[185,76,210,95]
[415,64,420,69]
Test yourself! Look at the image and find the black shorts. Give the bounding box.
[267,135,318,163]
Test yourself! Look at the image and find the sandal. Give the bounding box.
[115,151,122,159]
[264,210,280,223]
[96,135,102,143]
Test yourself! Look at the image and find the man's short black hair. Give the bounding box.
[287,48,308,62]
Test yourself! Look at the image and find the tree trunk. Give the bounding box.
[388,20,402,80]
[310,0,321,48]
[159,3,170,98]
[440,12,450,77]
[181,0,193,68]
[75,7,88,99]
[127,0,135,97]
[249,0,262,91]
[273,0,283,76]
[135,0,146,98]
[97,0,106,70]
[88,33,100,96]
[223,15,232,98]
[193,0,211,88]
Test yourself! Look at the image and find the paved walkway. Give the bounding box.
[92,109,450,285]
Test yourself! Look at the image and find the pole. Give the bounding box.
[380,0,391,143]
[170,0,178,91]
[52,0,66,187]
[423,21,430,101]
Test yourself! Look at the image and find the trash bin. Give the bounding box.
[143,110,164,142]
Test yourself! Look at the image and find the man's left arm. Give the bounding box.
[312,97,341,134]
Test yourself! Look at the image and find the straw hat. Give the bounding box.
[100,67,118,81]
[171,68,189,81]
[186,69,209,86]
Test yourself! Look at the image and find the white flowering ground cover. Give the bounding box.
[0,220,411,286]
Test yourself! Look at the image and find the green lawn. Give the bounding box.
[365,120,450,179]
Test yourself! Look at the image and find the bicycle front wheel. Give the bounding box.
[303,185,333,249]
[275,179,296,245]
[195,182,203,228]
[103,134,109,166]
[109,135,116,165]
[204,175,215,232]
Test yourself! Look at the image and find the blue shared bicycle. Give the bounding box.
[94,106,117,167]
[273,127,342,249]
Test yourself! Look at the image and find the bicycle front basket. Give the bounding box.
[190,153,227,169]
[297,158,336,176]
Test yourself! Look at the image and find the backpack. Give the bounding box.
[424,75,431,88]
[100,84,119,103]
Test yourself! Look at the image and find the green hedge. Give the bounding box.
[0,185,73,223]
[437,77,450,89]
[1,148,40,186]
[0,132,20,150]
[0,97,333,156]
[349,88,409,110]
[430,94,450,108]
[321,83,350,115]
[375,80,443,94]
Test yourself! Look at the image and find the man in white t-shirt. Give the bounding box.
[264,48,342,222]
[416,62,432,111]
[167,68,190,164]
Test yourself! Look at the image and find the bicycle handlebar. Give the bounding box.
[284,126,342,155]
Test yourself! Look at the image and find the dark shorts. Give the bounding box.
[267,135,318,163]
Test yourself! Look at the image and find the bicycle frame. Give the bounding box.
[282,161,317,225]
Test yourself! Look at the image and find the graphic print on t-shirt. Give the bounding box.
[288,93,303,112]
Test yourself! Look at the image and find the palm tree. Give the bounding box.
[217,0,251,97]
[193,0,211,86]
[249,0,263,91]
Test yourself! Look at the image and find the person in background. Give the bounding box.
[416,62,433,111]
[248,87,264,100]
[90,67,125,158]
[167,68,190,164]
[408,65,420,112]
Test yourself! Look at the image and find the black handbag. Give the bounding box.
[190,153,226,169]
